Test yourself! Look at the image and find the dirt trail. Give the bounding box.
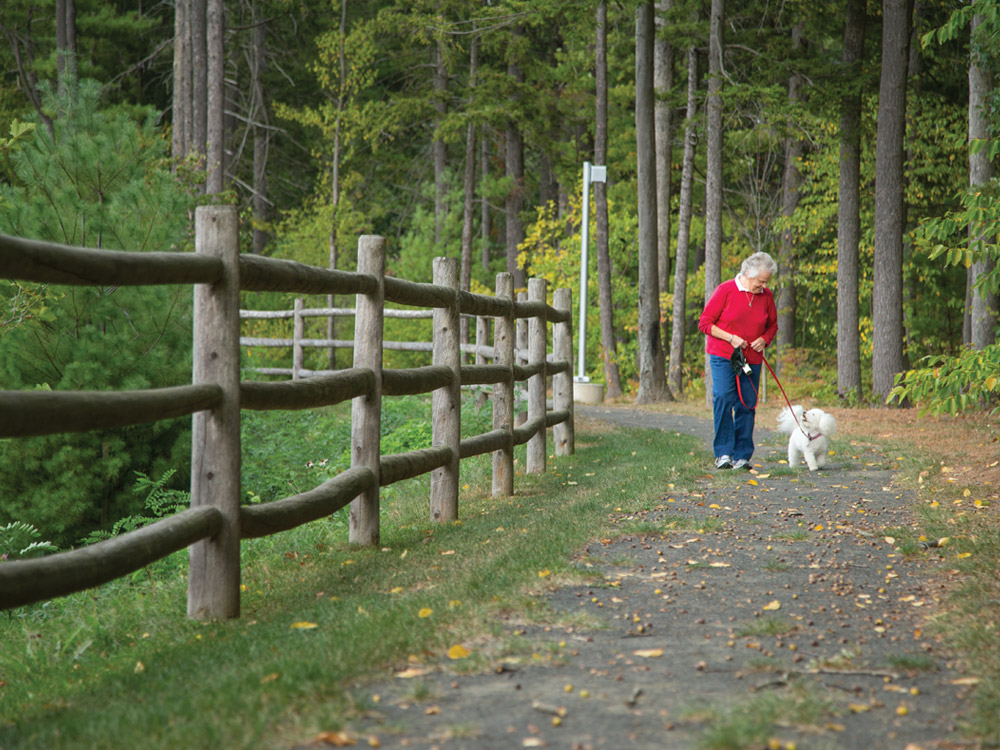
[313,406,972,750]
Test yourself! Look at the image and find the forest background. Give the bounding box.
[0,0,997,547]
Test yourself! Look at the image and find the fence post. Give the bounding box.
[527,278,547,474]
[431,257,461,521]
[492,272,514,497]
[350,235,385,546]
[293,297,304,380]
[475,315,489,406]
[553,287,575,456]
[189,205,242,620]
[515,291,528,426]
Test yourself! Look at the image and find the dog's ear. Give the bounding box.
[819,413,837,436]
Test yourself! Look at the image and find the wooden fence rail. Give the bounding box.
[0,205,574,619]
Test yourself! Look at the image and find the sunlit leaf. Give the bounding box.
[762,600,781,611]
[418,608,433,618]
[447,644,471,659]
[291,621,319,630]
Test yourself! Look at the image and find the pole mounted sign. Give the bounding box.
[576,161,606,382]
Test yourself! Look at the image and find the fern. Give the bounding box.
[0,521,58,560]
[78,470,189,546]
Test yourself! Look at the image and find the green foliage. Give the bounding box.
[78,470,189,546]
[0,79,194,546]
[0,521,58,560]
[887,344,1000,415]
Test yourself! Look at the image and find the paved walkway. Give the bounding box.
[326,407,970,750]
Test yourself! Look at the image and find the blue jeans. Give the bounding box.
[709,354,760,461]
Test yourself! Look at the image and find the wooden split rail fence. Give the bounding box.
[0,205,575,619]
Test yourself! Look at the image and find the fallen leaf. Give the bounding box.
[709,562,731,568]
[134,661,145,674]
[538,569,551,578]
[313,731,355,746]
[848,702,872,713]
[884,536,896,545]
[950,677,981,685]
[447,644,471,660]
[762,600,781,611]
[290,621,319,630]
[632,648,664,658]
[748,479,758,486]
[418,608,433,618]
[425,705,441,715]
[440,550,455,555]
[395,667,431,678]
[260,672,280,684]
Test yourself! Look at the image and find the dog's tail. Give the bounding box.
[776,405,804,436]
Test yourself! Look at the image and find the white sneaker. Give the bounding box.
[715,455,733,469]
[732,459,750,470]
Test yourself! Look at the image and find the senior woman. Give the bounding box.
[698,252,778,470]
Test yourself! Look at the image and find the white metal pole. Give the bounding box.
[577,161,591,382]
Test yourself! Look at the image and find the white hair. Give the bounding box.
[741,252,777,279]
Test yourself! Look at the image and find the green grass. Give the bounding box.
[882,652,938,672]
[760,557,791,572]
[693,681,839,750]
[736,615,797,638]
[0,396,705,750]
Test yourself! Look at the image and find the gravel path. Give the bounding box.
[315,407,972,750]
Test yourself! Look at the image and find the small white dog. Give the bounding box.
[776,406,837,471]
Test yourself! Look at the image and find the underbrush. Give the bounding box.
[0,395,703,749]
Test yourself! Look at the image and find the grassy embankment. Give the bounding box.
[0,395,705,749]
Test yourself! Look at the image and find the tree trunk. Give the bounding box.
[969,13,998,349]
[191,0,208,168]
[836,0,865,402]
[433,40,448,246]
[480,128,491,272]
[506,41,526,291]
[635,0,670,404]
[596,1,623,398]
[668,45,698,397]
[172,0,191,162]
[205,0,225,195]
[251,12,269,255]
[460,35,478,356]
[655,0,675,356]
[328,0,347,370]
[872,0,912,401]
[703,0,724,406]
[776,22,804,351]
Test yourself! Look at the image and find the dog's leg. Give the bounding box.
[805,449,819,471]
[787,443,799,468]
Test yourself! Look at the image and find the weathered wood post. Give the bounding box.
[527,277,547,474]
[515,290,528,426]
[475,315,489,406]
[350,236,385,546]
[553,287,575,456]
[431,257,461,521]
[292,297,304,380]
[492,272,514,497]
[189,205,242,620]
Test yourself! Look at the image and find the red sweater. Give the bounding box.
[698,278,778,365]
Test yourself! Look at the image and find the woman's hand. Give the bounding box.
[749,337,766,352]
[729,334,747,349]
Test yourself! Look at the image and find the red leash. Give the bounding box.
[734,351,803,432]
